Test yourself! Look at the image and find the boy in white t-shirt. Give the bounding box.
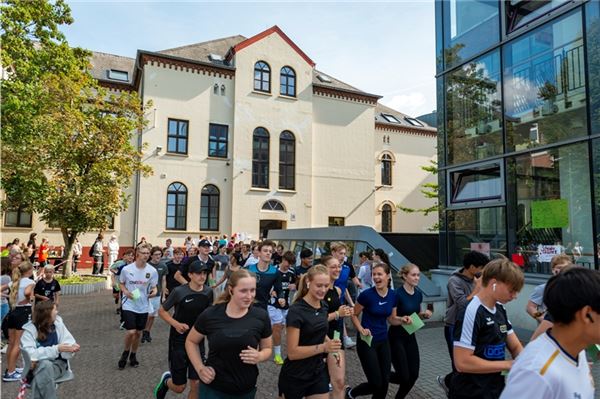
[117,244,158,370]
[501,267,600,399]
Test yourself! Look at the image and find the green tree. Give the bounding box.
[397,160,439,231]
[1,0,152,276]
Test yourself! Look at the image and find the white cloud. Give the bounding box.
[382,92,428,117]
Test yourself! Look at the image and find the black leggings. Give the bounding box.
[389,332,419,399]
[350,336,391,399]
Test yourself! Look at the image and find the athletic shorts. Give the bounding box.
[169,341,199,386]
[278,369,329,399]
[200,384,256,399]
[4,306,32,330]
[122,310,148,331]
[149,297,161,317]
[267,305,288,326]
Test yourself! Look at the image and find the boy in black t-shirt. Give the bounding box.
[154,261,213,399]
[268,251,296,365]
[34,265,61,305]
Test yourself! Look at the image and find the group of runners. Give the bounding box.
[110,236,598,399]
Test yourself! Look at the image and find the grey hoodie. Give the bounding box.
[444,269,475,326]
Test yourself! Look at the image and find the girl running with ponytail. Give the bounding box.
[3,261,35,382]
[277,265,342,399]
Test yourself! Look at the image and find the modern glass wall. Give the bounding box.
[503,10,587,152]
[592,140,600,265]
[587,1,600,133]
[446,50,503,165]
[442,0,500,69]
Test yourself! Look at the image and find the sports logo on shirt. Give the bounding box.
[483,343,506,360]
[499,324,507,333]
[145,273,150,278]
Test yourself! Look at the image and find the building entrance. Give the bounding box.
[259,220,285,239]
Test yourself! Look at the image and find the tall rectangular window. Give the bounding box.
[167,119,188,155]
[279,131,295,190]
[503,10,587,152]
[252,128,270,188]
[208,124,228,158]
[4,206,32,228]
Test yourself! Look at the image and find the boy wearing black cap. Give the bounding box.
[175,239,215,286]
[500,267,600,399]
[154,260,214,399]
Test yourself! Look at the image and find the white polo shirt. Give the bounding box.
[500,331,594,399]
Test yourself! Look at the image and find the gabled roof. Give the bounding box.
[89,51,135,84]
[159,35,246,65]
[375,103,436,135]
[225,25,315,67]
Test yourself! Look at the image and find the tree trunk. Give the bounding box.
[61,229,78,278]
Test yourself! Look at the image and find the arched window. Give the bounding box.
[382,203,393,233]
[200,184,219,231]
[279,131,295,190]
[166,182,187,230]
[280,66,296,97]
[254,61,271,93]
[262,200,285,211]
[252,127,270,188]
[381,153,393,186]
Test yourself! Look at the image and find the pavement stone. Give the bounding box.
[1,290,598,399]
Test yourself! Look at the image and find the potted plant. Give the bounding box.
[537,81,559,115]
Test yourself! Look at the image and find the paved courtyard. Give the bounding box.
[2,289,599,399]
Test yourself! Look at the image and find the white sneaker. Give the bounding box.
[3,370,22,382]
[0,343,7,354]
[344,336,356,348]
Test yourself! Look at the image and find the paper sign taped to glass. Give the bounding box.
[531,199,569,229]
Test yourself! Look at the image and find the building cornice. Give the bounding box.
[313,84,381,105]
[97,79,136,92]
[375,122,437,137]
[137,51,236,79]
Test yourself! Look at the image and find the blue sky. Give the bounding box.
[62,1,436,117]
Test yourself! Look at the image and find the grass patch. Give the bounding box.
[56,276,105,285]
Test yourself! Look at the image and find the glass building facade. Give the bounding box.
[436,0,599,273]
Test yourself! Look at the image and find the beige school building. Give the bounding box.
[2,26,437,249]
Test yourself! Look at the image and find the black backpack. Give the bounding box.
[88,242,96,257]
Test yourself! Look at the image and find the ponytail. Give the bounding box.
[10,261,33,309]
[293,264,328,303]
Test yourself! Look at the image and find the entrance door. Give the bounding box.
[259,220,285,239]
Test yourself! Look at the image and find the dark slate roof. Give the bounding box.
[89,51,135,84]
[375,103,435,131]
[416,111,438,128]
[159,35,246,65]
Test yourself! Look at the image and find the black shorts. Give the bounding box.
[121,310,148,331]
[169,341,199,386]
[4,307,32,330]
[278,369,329,399]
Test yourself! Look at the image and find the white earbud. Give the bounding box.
[307,283,310,289]
[492,283,497,292]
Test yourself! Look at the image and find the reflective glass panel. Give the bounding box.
[587,1,600,134]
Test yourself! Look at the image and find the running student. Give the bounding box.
[117,244,158,369]
[525,254,570,324]
[34,265,61,305]
[142,246,168,343]
[322,255,354,399]
[269,250,296,365]
[438,250,489,396]
[185,269,272,399]
[211,253,242,291]
[347,262,396,399]
[500,267,600,399]
[110,249,135,321]
[244,240,284,310]
[3,261,35,382]
[278,265,341,399]
[451,259,524,399]
[154,261,214,399]
[176,239,215,285]
[164,247,185,296]
[388,264,432,399]
[20,300,80,399]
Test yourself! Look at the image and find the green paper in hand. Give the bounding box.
[586,344,600,363]
[131,288,141,300]
[401,312,425,335]
[360,333,372,347]
[333,331,340,341]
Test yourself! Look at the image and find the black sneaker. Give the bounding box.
[154,371,171,399]
[345,386,354,399]
[129,352,139,368]
[141,331,148,343]
[146,331,152,343]
[118,351,129,370]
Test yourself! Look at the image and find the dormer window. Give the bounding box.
[254,61,271,93]
[381,114,401,124]
[405,117,424,127]
[107,69,128,82]
[317,74,332,83]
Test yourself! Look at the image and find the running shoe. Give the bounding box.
[345,386,354,399]
[119,321,125,330]
[343,336,356,349]
[15,367,23,373]
[437,375,450,397]
[118,351,129,370]
[0,342,7,354]
[273,354,284,365]
[2,370,22,382]
[154,371,171,399]
[129,352,139,368]
[146,331,152,343]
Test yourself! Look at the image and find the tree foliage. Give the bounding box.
[1,0,152,276]
[397,160,439,231]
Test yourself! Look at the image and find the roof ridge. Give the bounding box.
[160,34,247,53]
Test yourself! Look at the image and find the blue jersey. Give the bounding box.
[334,262,354,303]
[245,263,282,310]
[357,287,396,342]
